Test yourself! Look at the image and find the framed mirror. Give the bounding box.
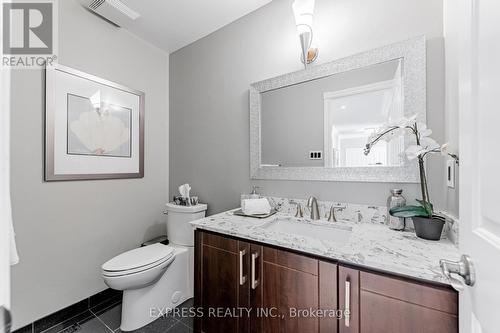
[249,36,426,182]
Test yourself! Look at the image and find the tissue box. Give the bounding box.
[172,195,199,206]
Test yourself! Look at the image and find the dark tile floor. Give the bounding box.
[51,299,194,333]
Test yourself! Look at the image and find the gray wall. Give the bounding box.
[170,0,455,216]
[10,0,169,328]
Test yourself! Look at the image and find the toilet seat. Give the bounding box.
[102,254,174,277]
[102,243,174,277]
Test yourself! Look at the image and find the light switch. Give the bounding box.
[447,159,455,188]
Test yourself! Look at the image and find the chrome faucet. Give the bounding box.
[306,196,320,220]
[327,205,337,222]
[326,204,347,222]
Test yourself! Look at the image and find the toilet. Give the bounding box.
[101,203,207,331]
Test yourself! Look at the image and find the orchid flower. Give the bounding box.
[364,114,460,215]
[404,137,440,160]
[364,114,418,155]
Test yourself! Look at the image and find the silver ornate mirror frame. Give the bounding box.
[249,36,426,182]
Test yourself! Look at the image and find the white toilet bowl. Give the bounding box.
[102,243,175,291]
[101,203,207,331]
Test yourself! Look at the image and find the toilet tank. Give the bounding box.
[165,203,208,246]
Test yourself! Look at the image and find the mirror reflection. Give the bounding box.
[261,59,404,168]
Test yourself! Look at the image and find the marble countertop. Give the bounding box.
[191,210,460,286]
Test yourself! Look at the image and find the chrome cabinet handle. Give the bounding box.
[440,254,475,292]
[345,280,351,328]
[251,252,260,290]
[239,249,247,286]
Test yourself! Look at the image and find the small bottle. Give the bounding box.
[241,186,261,207]
[387,189,406,230]
[249,186,260,199]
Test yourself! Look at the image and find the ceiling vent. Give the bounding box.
[79,0,140,27]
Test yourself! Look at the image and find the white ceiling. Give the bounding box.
[119,0,272,53]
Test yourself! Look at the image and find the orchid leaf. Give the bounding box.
[389,205,428,218]
[416,199,434,217]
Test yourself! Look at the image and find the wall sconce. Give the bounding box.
[292,0,318,68]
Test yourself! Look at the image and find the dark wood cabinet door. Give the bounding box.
[319,261,338,333]
[338,265,458,333]
[359,271,458,333]
[194,231,250,333]
[253,245,337,333]
[360,291,458,333]
[339,266,360,333]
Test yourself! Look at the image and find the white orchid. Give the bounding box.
[417,122,432,137]
[365,114,460,214]
[371,114,418,136]
[364,115,419,154]
[404,136,440,160]
[405,145,426,160]
[397,114,418,128]
[403,138,459,162]
[380,127,405,142]
[440,143,449,155]
[404,138,439,160]
[440,143,459,163]
[421,137,440,149]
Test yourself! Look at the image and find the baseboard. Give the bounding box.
[12,289,122,333]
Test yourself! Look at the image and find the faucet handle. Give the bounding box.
[290,201,304,218]
[327,204,346,222]
[327,206,337,222]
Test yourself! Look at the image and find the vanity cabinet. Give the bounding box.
[194,230,337,333]
[194,230,458,333]
[338,265,458,333]
[194,231,251,333]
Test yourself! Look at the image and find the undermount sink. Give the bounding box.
[260,217,352,244]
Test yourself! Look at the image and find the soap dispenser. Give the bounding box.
[249,186,260,199]
[240,186,261,207]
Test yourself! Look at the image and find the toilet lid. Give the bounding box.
[102,243,174,272]
[102,254,175,277]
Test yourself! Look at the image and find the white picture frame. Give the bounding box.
[45,64,145,181]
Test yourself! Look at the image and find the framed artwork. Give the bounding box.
[45,64,145,181]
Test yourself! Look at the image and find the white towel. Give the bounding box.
[9,218,19,265]
[1,67,19,265]
[242,198,272,215]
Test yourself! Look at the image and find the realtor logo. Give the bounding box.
[3,2,53,54]
[1,0,57,67]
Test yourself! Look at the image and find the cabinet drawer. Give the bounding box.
[360,271,458,315]
[263,246,318,275]
[360,290,458,333]
[202,232,238,253]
